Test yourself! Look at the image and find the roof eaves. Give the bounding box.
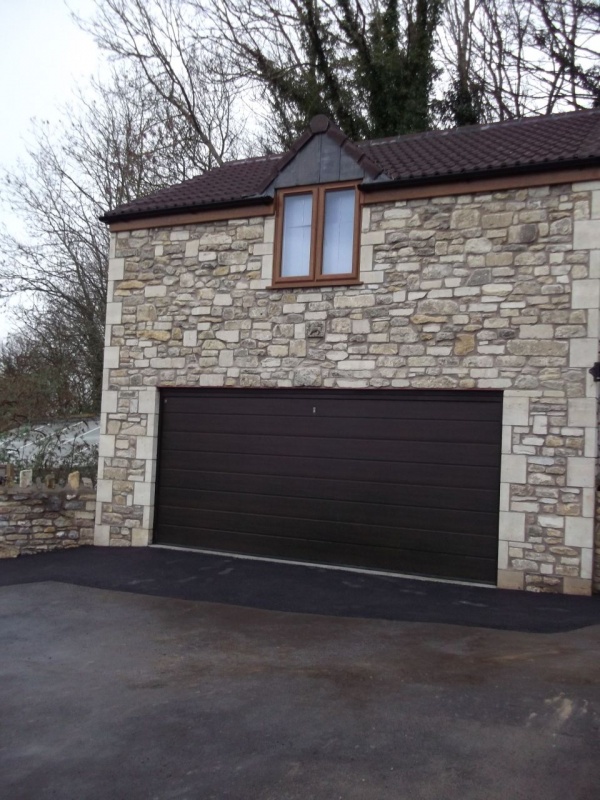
[359,155,600,192]
[99,193,274,225]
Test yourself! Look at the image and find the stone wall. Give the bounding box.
[0,487,96,556]
[96,179,600,594]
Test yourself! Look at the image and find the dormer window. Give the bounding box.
[272,183,360,288]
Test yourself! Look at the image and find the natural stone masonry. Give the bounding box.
[1,487,96,556]
[96,181,600,595]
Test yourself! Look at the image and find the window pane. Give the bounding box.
[281,194,312,277]
[322,189,355,275]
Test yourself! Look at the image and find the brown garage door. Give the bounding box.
[154,388,502,583]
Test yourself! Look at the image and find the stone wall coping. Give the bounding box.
[0,486,96,499]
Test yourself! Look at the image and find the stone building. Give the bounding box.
[96,110,600,595]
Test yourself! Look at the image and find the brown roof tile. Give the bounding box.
[102,109,600,222]
[102,154,281,221]
[359,109,600,181]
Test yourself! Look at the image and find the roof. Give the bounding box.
[360,109,600,181]
[262,113,383,189]
[102,154,281,222]
[102,109,600,223]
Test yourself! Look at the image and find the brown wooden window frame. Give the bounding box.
[271,181,361,289]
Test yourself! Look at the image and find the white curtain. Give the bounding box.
[281,194,312,277]
[322,189,355,274]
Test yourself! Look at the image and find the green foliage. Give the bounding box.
[435,77,486,128]
[250,0,444,146]
[356,0,443,137]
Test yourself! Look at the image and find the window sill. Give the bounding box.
[268,278,363,290]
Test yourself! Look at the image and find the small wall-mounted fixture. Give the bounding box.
[588,362,600,382]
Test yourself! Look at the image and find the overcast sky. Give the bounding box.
[0,0,100,340]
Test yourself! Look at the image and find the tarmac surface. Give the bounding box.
[1,549,600,799]
[1,545,600,632]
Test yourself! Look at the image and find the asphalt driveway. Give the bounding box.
[1,548,600,799]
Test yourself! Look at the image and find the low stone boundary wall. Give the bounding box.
[0,487,96,557]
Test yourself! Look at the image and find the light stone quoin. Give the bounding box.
[96,183,600,596]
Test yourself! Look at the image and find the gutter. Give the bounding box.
[100,156,599,226]
[359,157,600,194]
[99,194,273,226]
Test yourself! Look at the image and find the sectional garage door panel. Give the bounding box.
[154,389,502,583]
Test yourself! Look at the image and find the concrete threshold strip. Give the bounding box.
[151,543,495,590]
